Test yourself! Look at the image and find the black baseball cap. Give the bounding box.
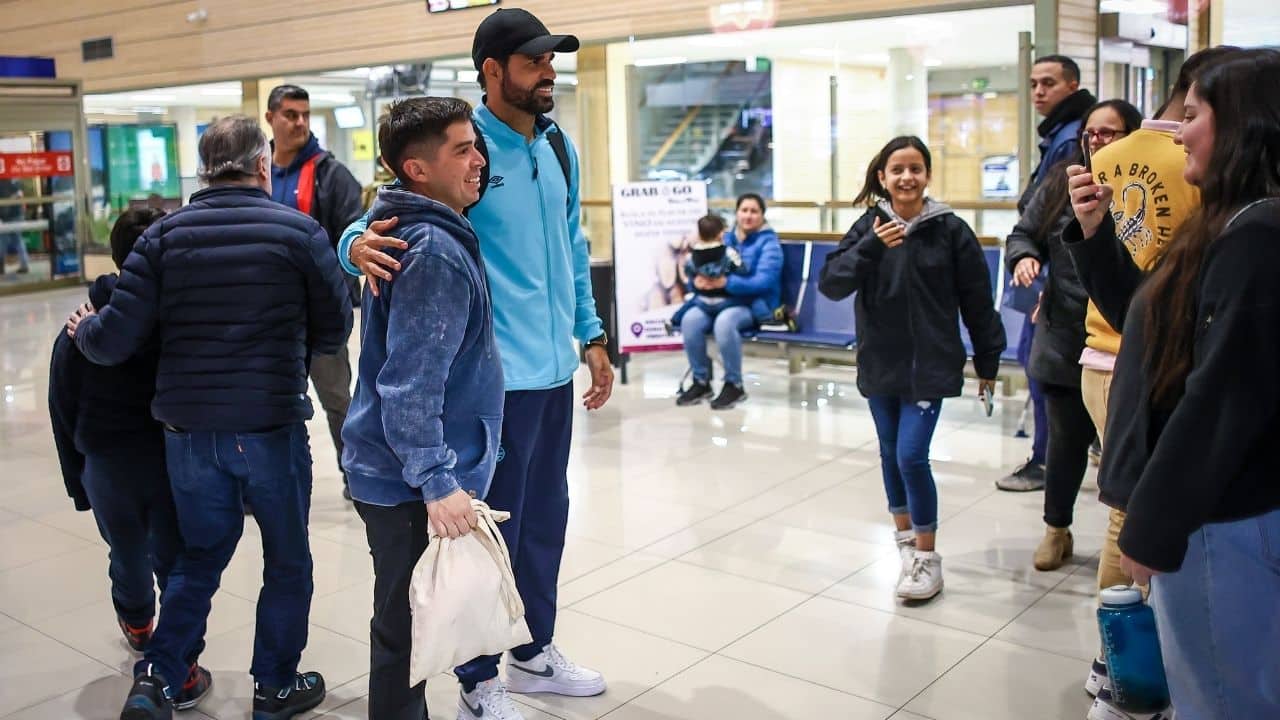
[471,8,580,71]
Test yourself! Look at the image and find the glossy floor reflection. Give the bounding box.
[0,288,1106,719]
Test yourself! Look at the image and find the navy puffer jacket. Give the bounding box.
[73,185,353,431]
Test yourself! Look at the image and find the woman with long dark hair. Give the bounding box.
[1002,100,1143,573]
[1066,49,1280,718]
[819,136,1005,602]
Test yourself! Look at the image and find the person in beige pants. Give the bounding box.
[1080,367,1128,590]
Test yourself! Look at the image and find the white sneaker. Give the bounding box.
[894,530,917,583]
[458,678,525,720]
[896,551,943,601]
[1087,689,1173,720]
[506,644,606,697]
[1085,656,1110,697]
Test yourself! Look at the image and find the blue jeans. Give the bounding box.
[81,449,181,628]
[1017,320,1047,463]
[866,396,943,533]
[680,304,754,386]
[139,423,314,689]
[1149,508,1280,719]
[2,232,29,271]
[456,384,573,688]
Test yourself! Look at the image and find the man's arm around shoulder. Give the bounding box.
[300,224,354,355]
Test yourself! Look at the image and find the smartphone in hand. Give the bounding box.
[981,387,995,417]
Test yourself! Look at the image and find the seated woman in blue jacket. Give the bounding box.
[819,136,1005,603]
[674,193,782,410]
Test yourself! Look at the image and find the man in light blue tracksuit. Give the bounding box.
[339,9,613,720]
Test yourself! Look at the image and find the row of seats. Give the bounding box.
[748,238,1024,364]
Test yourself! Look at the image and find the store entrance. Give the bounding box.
[0,79,91,293]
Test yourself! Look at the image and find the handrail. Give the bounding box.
[582,198,1018,212]
[647,105,703,169]
[776,230,1001,247]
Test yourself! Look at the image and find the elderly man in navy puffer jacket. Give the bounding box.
[66,115,352,720]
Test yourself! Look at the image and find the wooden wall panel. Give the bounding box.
[5,0,1010,92]
[1057,0,1098,90]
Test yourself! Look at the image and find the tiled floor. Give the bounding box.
[0,288,1109,719]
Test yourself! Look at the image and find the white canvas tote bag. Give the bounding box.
[408,500,533,685]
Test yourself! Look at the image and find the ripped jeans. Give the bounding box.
[866,396,943,533]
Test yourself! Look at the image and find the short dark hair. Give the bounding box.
[377,96,475,185]
[1033,54,1081,83]
[109,208,165,270]
[697,213,727,241]
[736,192,767,214]
[478,55,513,91]
[267,84,309,112]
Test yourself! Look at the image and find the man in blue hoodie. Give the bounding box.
[342,95,501,720]
[339,9,612,719]
[267,84,364,501]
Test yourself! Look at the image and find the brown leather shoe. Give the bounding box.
[1034,526,1074,571]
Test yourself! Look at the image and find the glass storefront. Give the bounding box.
[609,5,1034,237]
[79,3,1040,258]
[0,78,90,290]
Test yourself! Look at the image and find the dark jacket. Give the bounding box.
[1064,202,1280,572]
[48,275,165,511]
[342,187,504,507]
[73,185,353,432]
[272,134,364,305]
[1020,89,1096,212]
[819,200,1006,400]
[1005,170,1089,387]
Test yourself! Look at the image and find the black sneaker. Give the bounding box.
[120,666,173,720]
[253,671,326,720]
[174,664,212,711]
[994,458,1046,492]
[710,383,748,410]
[675,380,714,407]
[118,617,154,652]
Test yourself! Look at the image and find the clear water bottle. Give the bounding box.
[1097,585,1171,712]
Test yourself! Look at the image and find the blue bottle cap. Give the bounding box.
[1100,585,1143,606]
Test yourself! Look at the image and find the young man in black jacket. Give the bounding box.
[266,84,365,501]
[49,209,211,711]
[68,116,353,720]
[998,54,1097,493]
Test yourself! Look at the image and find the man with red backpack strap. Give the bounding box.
[267,84,364,502]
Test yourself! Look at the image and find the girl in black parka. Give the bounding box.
[820,136,1006,602]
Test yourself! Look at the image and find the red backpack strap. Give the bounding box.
[296,155,320,216]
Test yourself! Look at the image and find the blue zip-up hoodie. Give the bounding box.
[270,134,323,211]
[339,104,603,391]
[341,187,504,507]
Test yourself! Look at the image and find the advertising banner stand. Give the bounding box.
[610,181,709,383]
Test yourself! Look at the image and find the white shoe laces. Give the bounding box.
[907,556,935,584]
[476,680,520,718]
[542,644,582,675]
